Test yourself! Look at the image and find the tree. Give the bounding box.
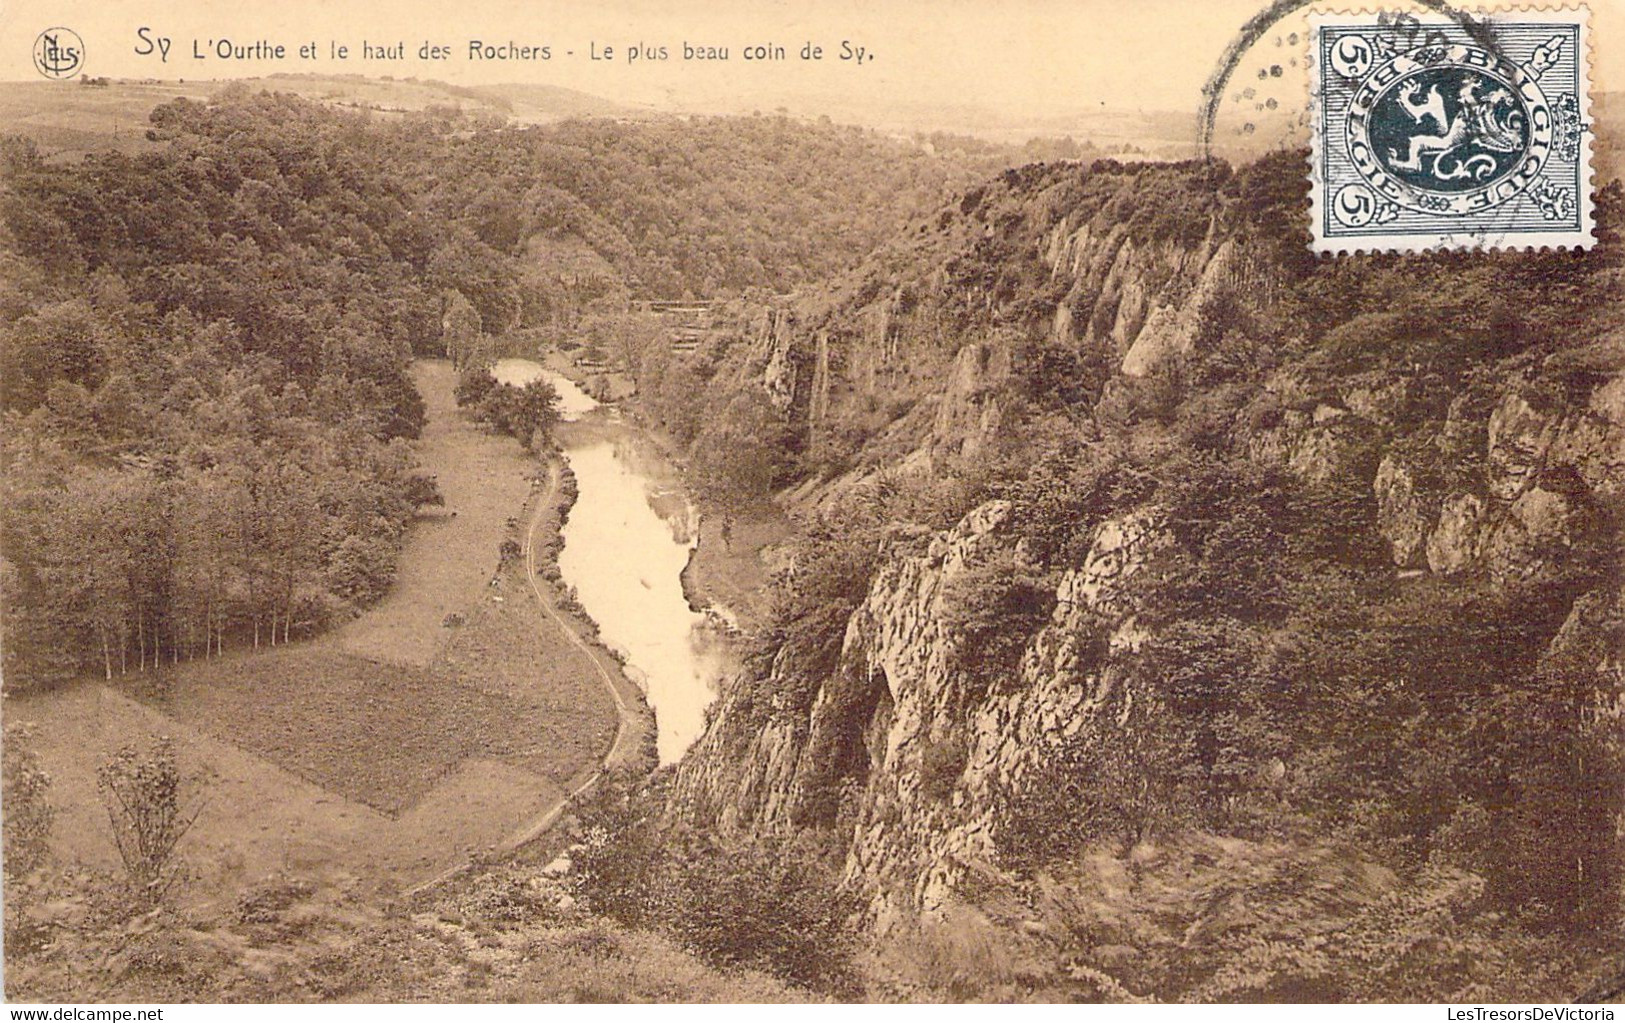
[464,376,559,452]
[939,549,1055,692]
[691,389,792,508]
[97,739,204,904]
[507,379,560,451]
[440,289,482,369]
[1483,593,1625,928]
[454,365,497,408]
[403,471,443,509]
[0,93,489,680]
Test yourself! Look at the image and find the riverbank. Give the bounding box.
[617,405,792,636]
[678,501,792,635]
[516,453,657,777]
[544,354,791,635]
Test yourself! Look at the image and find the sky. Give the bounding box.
[1,0,1620,128]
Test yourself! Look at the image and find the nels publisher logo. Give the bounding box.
[33,27,85,79]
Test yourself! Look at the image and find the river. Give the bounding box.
[492,358,726,764]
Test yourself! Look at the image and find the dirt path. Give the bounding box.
[521,460,647,774]
[408,457,653,891]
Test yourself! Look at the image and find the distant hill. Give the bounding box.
[0,74,648,159]
[656,89,1201,158]
[0,79,216,157]
[253,74,650,123]
[469,82,653,123]
[4,75,1613,187]
[0,74,1206,165]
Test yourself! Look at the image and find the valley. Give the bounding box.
[2,73,1624,1005]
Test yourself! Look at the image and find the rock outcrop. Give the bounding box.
[668,160,1625,938]
[1374,456,1431,568]
[672,502,1168,927]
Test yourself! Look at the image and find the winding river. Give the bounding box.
[492,358,725,764]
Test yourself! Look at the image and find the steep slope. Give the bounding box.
[658,155,1625,998]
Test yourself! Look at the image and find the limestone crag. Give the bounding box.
[668,162,1625,930]
[741,175,1269,503]
[671,502,1168,927]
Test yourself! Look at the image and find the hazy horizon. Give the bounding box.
[4,0,1617,139]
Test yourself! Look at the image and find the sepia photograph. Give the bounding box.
[0,0,1622,1007]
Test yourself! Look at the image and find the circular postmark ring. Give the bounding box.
[1344,43,1552,215]
[33,27,85,80]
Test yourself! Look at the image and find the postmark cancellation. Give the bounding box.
[1310,6,1593,253]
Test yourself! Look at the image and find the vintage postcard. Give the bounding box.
[0,0,1621,1010]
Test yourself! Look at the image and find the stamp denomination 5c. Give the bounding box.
[1310,7,1593,253]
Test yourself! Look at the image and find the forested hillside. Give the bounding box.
[599,155,1625,1000]
[0,90,993,692]
[0,96,445,687]
[10,82,1622,1003]
[378,111,1010,329]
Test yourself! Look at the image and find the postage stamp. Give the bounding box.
[1310,7,1593,253]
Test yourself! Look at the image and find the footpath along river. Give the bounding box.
[492,358,727,764]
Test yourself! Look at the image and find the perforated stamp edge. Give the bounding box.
[1307,5,1595,255]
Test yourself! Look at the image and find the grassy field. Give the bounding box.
[0,81,215,157]
[332,361,536,668]
[152,361,620,819]
[3,374,666,999]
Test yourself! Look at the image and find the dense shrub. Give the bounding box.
[939,550,1054,692]
[96,739,203,904]
[658,834,857,993]
[2,725,53,881]
[918,736,969,803]
[573,775,856,993]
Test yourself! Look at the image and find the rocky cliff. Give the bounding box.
[665,157,1625,978]
[673,498,1173,931]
